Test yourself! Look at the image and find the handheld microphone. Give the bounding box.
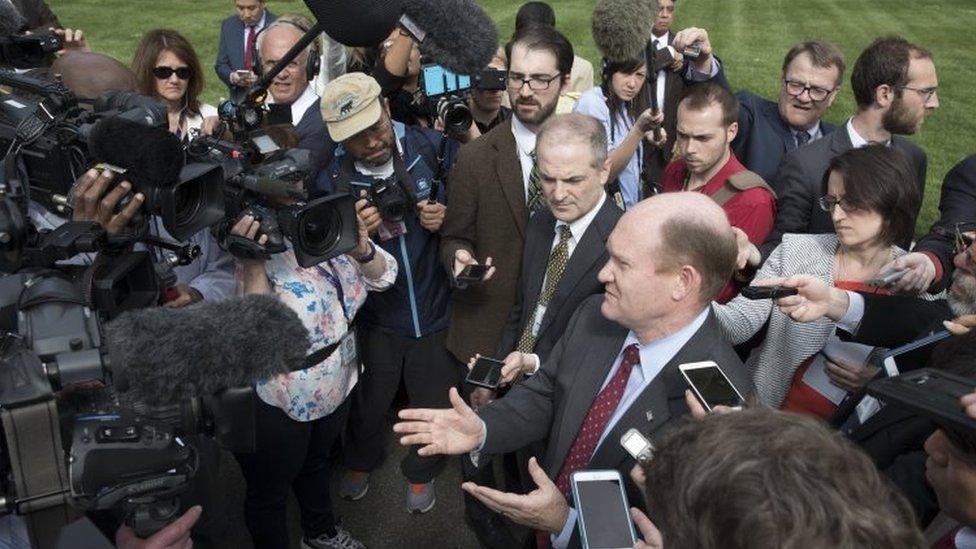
[105,294,311,407]
[303,0,497,74]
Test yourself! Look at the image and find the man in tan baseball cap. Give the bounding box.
[321,72,385,143]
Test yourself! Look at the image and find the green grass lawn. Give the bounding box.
[48,0,976,234]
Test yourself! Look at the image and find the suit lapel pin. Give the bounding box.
[645,410,654,422]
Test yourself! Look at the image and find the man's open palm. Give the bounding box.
[394,387,484,456]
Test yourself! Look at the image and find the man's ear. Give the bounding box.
[874,83,895,109]
[726,121,739,143]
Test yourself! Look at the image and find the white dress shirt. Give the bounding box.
[268,84,319,128]
[846,117,891,148]
[511,116,538,200]
[242,11,268,49]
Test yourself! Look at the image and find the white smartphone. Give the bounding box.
[880,330,951,377]
[620,428,655,466]
[679,361,745,411]
[570,470,637,549]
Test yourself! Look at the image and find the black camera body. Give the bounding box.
[0,31,62,69]
[417,63,474,136]
[473,67,507,91]
[365,175,414,224]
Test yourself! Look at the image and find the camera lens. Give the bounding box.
[298,204,341,255]
[172,180,203,227]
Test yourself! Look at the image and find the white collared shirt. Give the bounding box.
[651,32,671,111]
[270,85,319,129]
[550,192,606,258]
[510,116,538,200]
[242,11,268,49]
[846,117,891,148]
[791,123,823,147]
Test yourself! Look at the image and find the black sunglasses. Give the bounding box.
[153,66,192,80]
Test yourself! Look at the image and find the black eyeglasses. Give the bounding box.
[818,195,861,214]
[898,85,939,103]
[783,79,835,102]
[153,66,192,80]
[507,72,562,91]
[932,221,976,255]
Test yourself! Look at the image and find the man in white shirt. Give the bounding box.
[215,0,275,94]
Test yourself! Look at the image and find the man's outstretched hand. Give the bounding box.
[393,387,484,456]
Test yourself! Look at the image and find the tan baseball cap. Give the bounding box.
[320,72,384,142]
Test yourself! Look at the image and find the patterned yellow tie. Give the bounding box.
[515,225,573,356]
[526,149,546,214]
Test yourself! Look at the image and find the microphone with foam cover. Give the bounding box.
[105,294,311,407]
[591,0,657,63]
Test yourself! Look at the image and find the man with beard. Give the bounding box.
[660,82,776,303]
[314,73,460,514]
[760,36,938,258]
[437,23,573,547]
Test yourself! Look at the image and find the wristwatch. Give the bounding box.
[354,242,376,264]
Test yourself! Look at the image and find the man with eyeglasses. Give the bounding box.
[256,17,335,176]
[759,36,938,260]
[437,23,573,548]
[314,72,461,515]
[732,40,845,186]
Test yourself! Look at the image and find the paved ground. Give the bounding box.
[212,422,486,549]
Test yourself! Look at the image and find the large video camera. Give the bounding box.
[416,63,506,136]
[0,70,224,242]
[0,31,62,69]
[186,132,358,268]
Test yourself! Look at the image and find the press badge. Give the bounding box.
[377,220,408,241]
[340,329,358,369]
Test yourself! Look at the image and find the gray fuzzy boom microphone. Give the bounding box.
[591,0,658,63]
[105,294,311,407]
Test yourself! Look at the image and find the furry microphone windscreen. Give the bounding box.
[591,0,658,63]
[88,117,184,191]
[0,1,27,36]
[303,0,403,47]
[105,294,311,407]
[401,0,498,75]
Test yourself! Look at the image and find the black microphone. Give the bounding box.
[0,1,27,36]
[303,0,497,74]
[591,0,657,63]
[105,294,311,407]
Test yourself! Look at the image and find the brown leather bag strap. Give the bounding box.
[710,170,776,207]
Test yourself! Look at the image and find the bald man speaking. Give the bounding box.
[395,192,754,547]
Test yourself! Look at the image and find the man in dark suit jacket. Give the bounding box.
[215,0,275,95]
[397,193,753,548]
[732,40,845,186]
[642,1,730,189]
[761,36,939,259]
[439,24,573,369]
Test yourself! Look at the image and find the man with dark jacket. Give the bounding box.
[732,40,845,185]
[315,73,459,514]
[214,0,275,94]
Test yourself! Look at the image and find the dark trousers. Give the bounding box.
[234,397,350,549]
[343,327,461,483]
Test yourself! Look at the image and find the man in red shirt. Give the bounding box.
[662,81,776,302]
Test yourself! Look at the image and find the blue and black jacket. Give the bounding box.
[314,121,458,338]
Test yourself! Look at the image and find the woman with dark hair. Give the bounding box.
[715,144,938,417]
[573,57,665,209]
[131,29,217,138]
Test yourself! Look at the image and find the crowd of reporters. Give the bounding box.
[3,0,976,548]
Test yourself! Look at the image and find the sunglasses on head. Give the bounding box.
[153,66,192,80]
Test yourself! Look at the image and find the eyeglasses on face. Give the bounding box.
[818,195,861,213]
[898,85,939,103]
[153,66,192,80]
[507,72,562,91]
[932,221,976,255]
[783,79,834,102]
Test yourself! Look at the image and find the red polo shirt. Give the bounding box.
[662,151,776,303]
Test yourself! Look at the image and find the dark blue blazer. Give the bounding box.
[294,97,335,178]
[732,91,836,189]
[214,10,277,93]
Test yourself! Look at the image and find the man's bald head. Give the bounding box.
[51,52,137,102]
[625,192,737,303]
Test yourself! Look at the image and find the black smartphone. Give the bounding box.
[465,356,504,389]
[739,285,799,300]
[867,368,976,437]
[456,264,489,285]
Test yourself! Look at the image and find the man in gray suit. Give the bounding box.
[396,192,753,548]
[761,36,939,259]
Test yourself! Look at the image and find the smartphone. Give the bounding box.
[679,361,745,411]
[620,428,655,466]
[867,368,976,437]
[571,470,637,549]
[866,268,907,288]
[233,69,253,81]
[683,43,702,59]
[739,285,799,300]
[456,263,489,285]
[879,330,951,376]
[465,356,504,389]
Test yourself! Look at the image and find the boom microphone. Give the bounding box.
[105,294,311,407]
[591,0,657,62]
[303,0,497,74]
[0,1,27,36]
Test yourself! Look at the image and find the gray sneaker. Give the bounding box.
[406,480,436,514]
[339,470,369,501]
[301,525,366,549]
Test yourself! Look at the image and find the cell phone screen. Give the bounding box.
[466,357,502,388]
[422,64,472,96]
[684,366,743,409]
[458,264,489,282]
[575,478,634,549]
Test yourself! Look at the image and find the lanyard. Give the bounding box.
[315,259,350,323]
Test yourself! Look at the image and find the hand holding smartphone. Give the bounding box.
[740,285,799,300]
[679,361,745,412]
[456,263,490,285]
[571,470,637,549]
[465,356,504,389]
